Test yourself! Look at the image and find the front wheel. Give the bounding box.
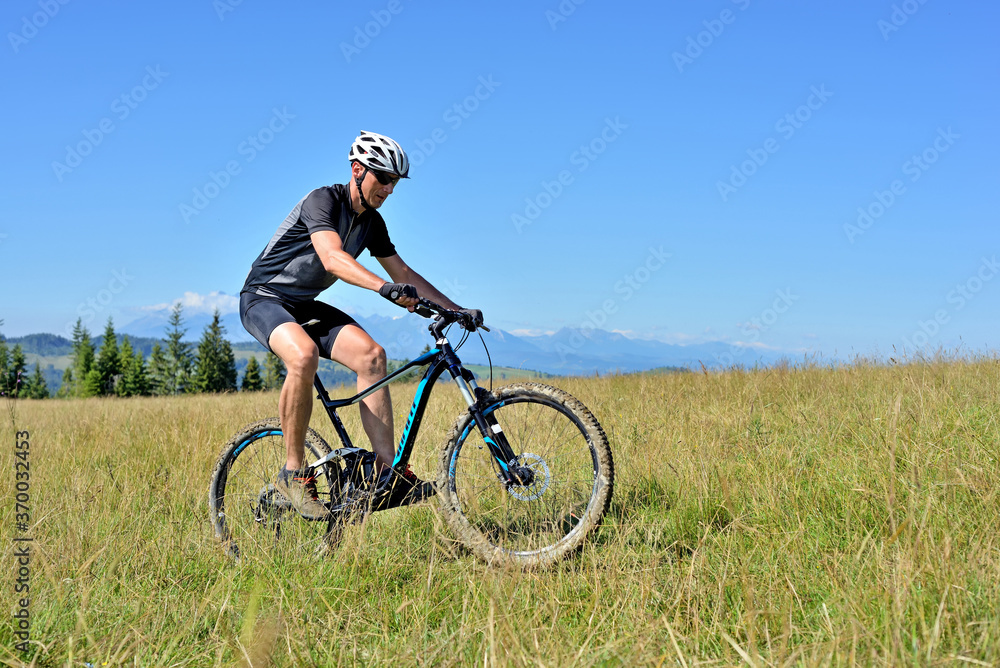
[209,418,343,560]
[437,383,614,568]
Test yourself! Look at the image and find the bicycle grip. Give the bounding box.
[414,304,433,318]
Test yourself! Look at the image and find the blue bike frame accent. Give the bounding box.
[312,347,452,472]
[392,371,434,467]
[452,401,508,479]
[233,430,282,459]
[309,338,521,483]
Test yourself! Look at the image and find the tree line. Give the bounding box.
[0,306,287,399]
[0,318,49,399]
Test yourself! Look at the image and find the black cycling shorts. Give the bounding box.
[239,291,357,357]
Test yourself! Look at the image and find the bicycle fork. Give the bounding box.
[445,351,535,487]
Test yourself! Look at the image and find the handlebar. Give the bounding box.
[412,298,490,334]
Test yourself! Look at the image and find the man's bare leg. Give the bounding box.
[267,322,319,471]
[329,324,395,470]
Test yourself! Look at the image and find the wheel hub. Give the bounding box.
[506,453,550,501]
[253,485,290,524]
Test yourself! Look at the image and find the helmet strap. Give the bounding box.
[354,166,374,211]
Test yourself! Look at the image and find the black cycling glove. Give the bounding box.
[378,282,418,304]
[459,308,484,329]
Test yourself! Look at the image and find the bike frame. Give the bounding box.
[309,330,523,485]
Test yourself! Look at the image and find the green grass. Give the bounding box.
[1,358,998,666]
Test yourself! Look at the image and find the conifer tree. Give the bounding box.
[147,343,169,396]
[132,345,150,396]
[263,352,286,390]
[24,363,49,399]
[117,336,134,397]
[241,356,264,391]
[57,367,74,398]
[7,345,27,397]
[117,337,149,397]
[164,303,193,394]
[0,321,17,397]
[194,309,237,393]
[70,319,96,397]
[82,368,103,398]
[0,336,9,396]
[95,317,121,395]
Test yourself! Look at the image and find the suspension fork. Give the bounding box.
[442,345,531,485]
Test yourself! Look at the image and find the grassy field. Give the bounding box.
[1,358,998,666]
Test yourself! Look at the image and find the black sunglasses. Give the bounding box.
[370,169,401,186]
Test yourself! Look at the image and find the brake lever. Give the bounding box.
[415,299,488,332]
[457,315,489,333]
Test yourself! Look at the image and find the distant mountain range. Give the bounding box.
[6,309,790,376]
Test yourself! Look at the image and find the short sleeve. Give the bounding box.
[366,213,397,258]
[299,189,340,235]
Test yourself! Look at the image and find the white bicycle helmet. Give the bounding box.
[349,130,410,178]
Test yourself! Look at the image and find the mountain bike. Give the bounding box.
[208,299,614,568]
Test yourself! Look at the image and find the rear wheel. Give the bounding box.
[437,383,614,568]
[209,418,344,560]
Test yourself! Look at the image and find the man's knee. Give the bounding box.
[361,343,386,376]
[283,343,319,377]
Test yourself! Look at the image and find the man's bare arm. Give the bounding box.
[311,230,386,291]
[377,254,462,310]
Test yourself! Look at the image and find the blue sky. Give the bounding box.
[2,0,998,360]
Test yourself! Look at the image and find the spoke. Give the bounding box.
[219,431,336,558]
[453,395,598,554]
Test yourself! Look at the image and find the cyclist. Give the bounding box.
[239,130,483,519]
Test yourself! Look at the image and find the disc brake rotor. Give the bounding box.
[506,453,550,501]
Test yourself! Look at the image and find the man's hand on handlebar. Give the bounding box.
[380,287,486,331]
[411,299,489,332]
[378,282,419,310]
[458,308,484,330]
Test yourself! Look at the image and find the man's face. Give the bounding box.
[353,162,399,209]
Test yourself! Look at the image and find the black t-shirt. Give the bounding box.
[242,183,396,302]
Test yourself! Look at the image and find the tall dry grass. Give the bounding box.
[1,358,998,666]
